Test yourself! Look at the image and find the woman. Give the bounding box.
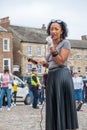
[0,66,13,111]
[39,19,78,130]
[73,72,84,111]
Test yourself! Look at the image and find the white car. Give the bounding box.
[13,76,31,105]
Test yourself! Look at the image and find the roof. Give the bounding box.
[0,26,7,32]
[9,25,47,43]
[8,25,87,48]
[70,39,87,49]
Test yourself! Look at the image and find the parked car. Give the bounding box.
[0,74,31,105]
[13,75,31,105]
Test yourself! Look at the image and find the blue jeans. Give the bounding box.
[0,87,11,108]
[29,90,34,105]
[30,86,38,108]
[74,89,83,101]
[38,87,44,104]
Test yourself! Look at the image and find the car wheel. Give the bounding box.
[24,94,31,105]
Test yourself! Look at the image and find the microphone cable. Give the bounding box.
[40,99,46,130]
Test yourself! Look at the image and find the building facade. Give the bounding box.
[0,25,13,73]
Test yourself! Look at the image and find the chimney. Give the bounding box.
[0,16,10,29]
[81,35,87,40]
[41,24,46,31]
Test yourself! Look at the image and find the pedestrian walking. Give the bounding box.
[0,66,13,111]
[12,76,19,106]
[73,71,84,111]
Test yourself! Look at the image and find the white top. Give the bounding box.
[72,76,84,90]
[14,79,19,85]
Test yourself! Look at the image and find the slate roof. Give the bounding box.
[9,25,87,48]
[9,25,47,43]
[70,39,87,49]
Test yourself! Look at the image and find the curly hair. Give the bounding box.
[46,19,68,39]
[4,66,9,73]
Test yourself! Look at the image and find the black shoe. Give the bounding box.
[32,106,39,109]
[76,103,83,111]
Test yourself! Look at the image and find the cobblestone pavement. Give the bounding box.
[0,102,87,130]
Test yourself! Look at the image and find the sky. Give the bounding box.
[0,0,87,40]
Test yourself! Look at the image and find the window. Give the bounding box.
[77,55,81,59]
[3,58,10,70]
[69,66,74,75]
[37,64,42,73]
[37,46,42,56]
[69,54,74,59]
[85,67,87,73]
[27,46,32,56]
[70,66,74,72]
[78,67,81,73]
[84,55,87,60]
[3,38,9,51]
[28,64,32,73]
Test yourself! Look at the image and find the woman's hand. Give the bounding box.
[50,46,56,54]
[37,59,47,66]
[35,58,49,68]
[39,60,46,65]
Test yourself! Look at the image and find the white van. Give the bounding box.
[0,74,31,105]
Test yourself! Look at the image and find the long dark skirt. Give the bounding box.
[46,67,79,130]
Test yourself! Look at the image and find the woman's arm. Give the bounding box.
[38,60,49,68]
[50,46,70,65]
[53,48,70,65]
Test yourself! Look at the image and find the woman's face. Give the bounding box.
[4,70,9,73]
[74,73,78,77]
[50,23,63,40]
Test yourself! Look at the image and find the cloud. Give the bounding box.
[0,0,87,39]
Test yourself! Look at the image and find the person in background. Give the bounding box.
[27,68,41,109]
[37,19,78,130]
[84,80,87,103]
[26,72,34,106]
[0,66,13,111]
[73,72,84,111]
[38,78,45,105]
[12,76,18,106]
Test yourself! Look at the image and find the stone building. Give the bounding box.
[0,16,87,77]
[0,24,13,73]
[68,39,87,76]
[9,24,47,76]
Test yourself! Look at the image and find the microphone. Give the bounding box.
[46,35,54,47]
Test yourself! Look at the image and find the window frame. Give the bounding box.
[37,64,42,74]
[28,64,32,73]
[3,58,10,70]
[84,55,87,60]
[77,55,81,59]
[69,54,74,59]
[37,46,42,56]
[3,38,10,52]
[27,46,32,56]
[77,67,81,73]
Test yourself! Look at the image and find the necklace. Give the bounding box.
[54,39,63,47]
